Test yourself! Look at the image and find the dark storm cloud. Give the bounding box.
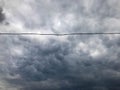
[0,0,120,90]
[0,7,5,23]
[4,35,120,90]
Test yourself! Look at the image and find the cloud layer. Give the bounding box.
[0,0,120,90]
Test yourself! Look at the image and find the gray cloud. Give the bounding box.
[0,7,5,23]
[0,0,120,90]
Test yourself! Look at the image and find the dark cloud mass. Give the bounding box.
[0,7,5,23]
[0,0,120,90]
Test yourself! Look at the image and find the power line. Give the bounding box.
[0,32,120,36]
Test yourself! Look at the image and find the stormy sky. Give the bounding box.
[0,0,120,90]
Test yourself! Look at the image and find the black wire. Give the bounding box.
[0,32,120,36]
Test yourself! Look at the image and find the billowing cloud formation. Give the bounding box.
[0,0,120,90]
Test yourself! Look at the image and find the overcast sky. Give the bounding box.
[0,0,120,90]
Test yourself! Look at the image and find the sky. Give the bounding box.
[0,0,120,90]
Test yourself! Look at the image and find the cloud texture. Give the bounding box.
[0,0,120,90]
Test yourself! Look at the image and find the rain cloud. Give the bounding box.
[0,0,120,90]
